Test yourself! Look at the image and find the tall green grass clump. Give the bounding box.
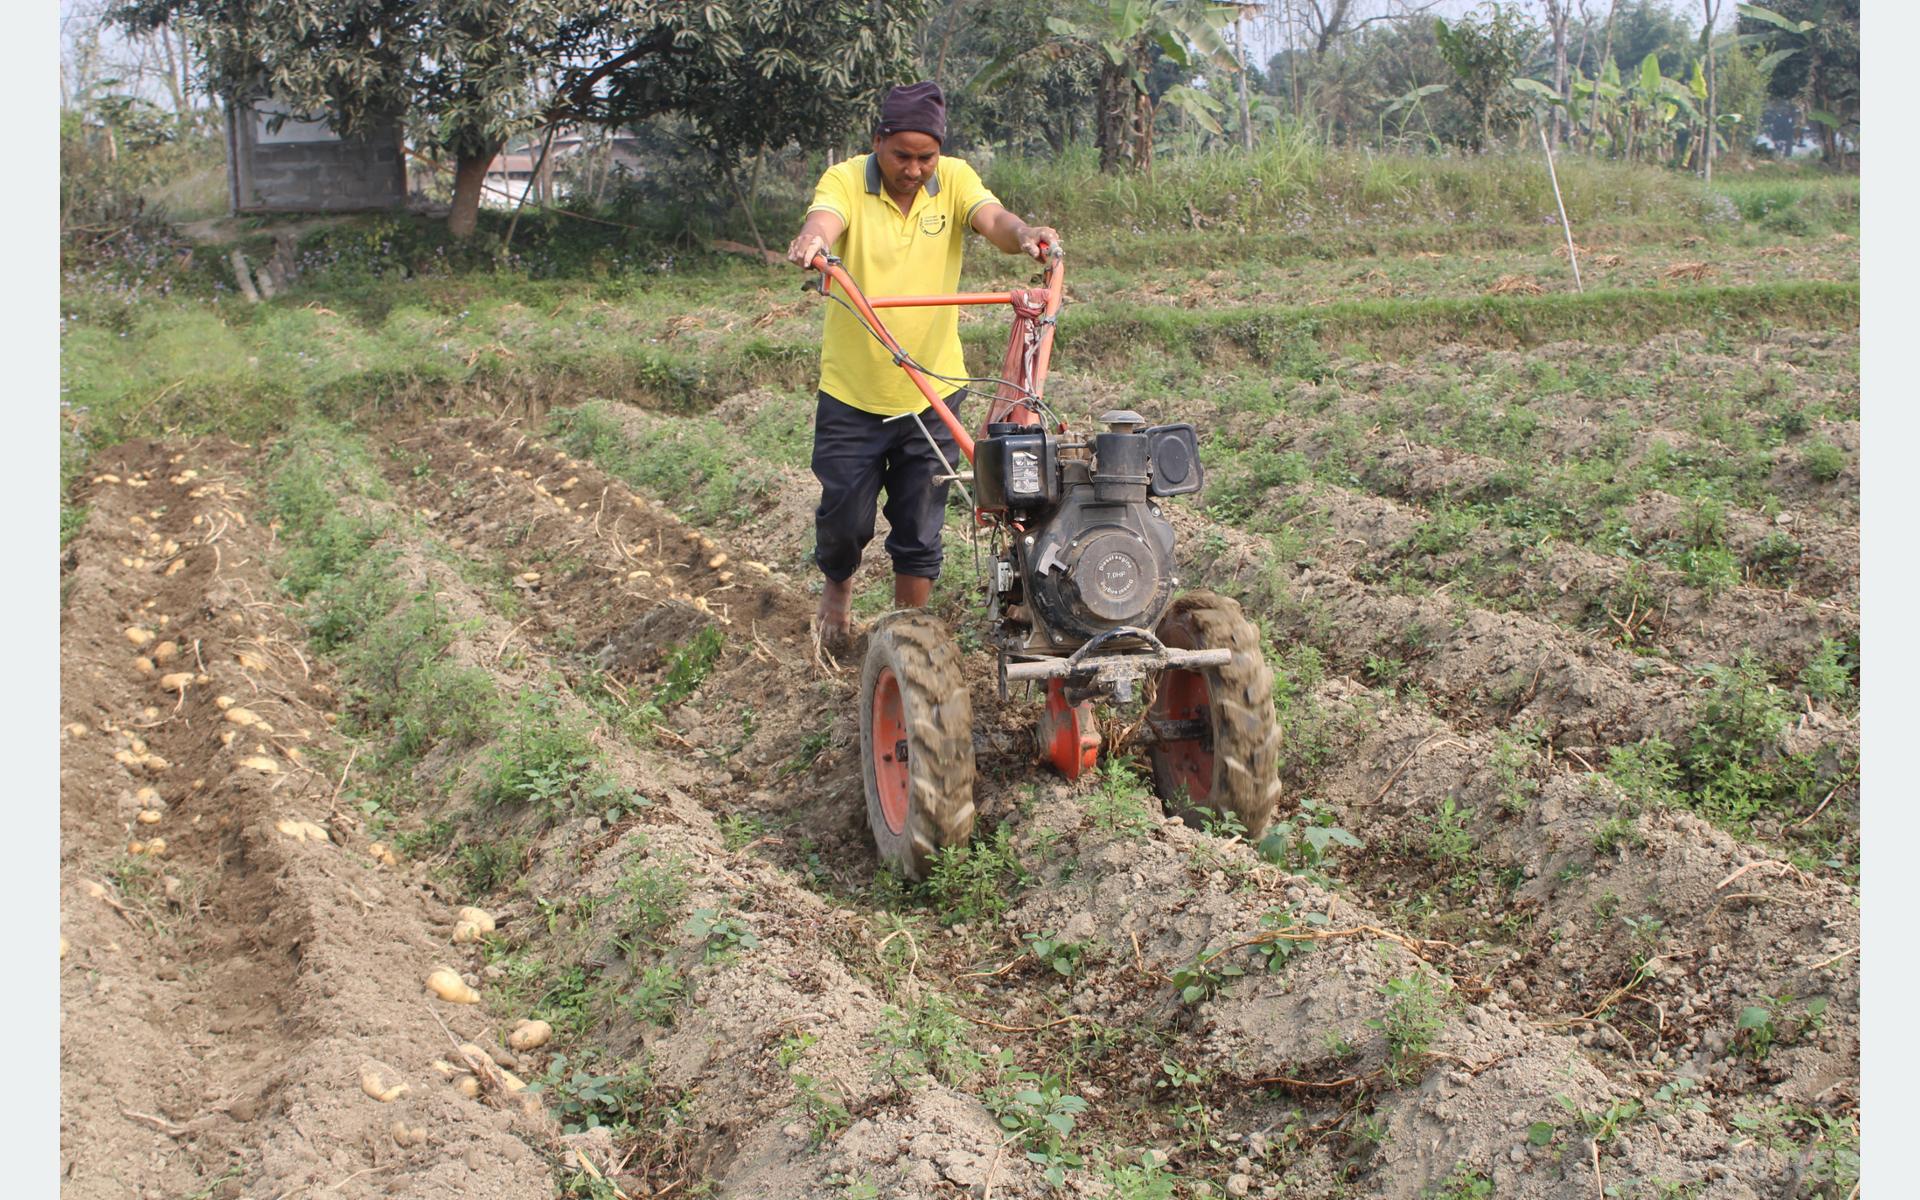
[986,140,1739,237]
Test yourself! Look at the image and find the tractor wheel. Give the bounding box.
[860,611,976,881]
[1146,591,1282,838]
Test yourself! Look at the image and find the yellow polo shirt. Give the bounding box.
[806,154,1000,416]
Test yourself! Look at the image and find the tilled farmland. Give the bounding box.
[62,236,1858,1199]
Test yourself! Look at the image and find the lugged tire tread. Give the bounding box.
[1148,591,1284,837]
[860,611,976,880]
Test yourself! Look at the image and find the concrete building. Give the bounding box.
[225,95,408,214]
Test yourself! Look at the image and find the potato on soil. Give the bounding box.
[158,672,194,692]
[152,641,178,664]
[426,968,480,1004]
[459,1043,528,1091]
[451,920,484,944]
[367,841,399,867]
[390,1120,427,1147]
[456,906,496,934]
[507,1019,552,1051]
[275,818,331,843]
[359,1061,411,1102]
[131,657,155,677]
[137,809,163,825]
[238,755,281,773]
[65,723,88,738]
[125,627,155,647]
[59,937,68,960]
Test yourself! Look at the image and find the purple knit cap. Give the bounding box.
[875,81,946,145]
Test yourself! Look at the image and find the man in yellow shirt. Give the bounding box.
[786,81,1060,645]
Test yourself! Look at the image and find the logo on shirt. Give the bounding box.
[918,212,947,236]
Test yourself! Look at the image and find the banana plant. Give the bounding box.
[976,0,1246,172]
[1736,1,1855,159]
[1377,81,1448,148]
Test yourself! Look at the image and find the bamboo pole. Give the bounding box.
[1540,123,1583,293]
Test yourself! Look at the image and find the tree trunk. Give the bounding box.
[1549,1,1570,145]
[448,145,499,239]
[1134,89,1156,174]
[1702,0,1719,182]
[1236,17,1254,151]
[153,24,186,123]
[1096,62,1131,173]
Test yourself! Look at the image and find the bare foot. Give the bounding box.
[816,576,854,647]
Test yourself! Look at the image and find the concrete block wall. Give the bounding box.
[228,99,409,214]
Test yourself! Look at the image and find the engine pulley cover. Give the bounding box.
[1069,528,1157,621]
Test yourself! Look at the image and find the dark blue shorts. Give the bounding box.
[811,389,966,582]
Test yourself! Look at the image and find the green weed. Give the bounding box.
[1424,796,1476,870]
[1553,1093,1642,1144]
[1025,930,1089,979]
[988,1067,1088,1188]
[1490,727,1543,814]
[614,856,689,951]
[1593,815,1644,855]
[1799,637,1857,709]
[1255,798,1363,884]
[926,825,1027,926]
[1425,1163,1492,1200]
[1371,974,1447,1083]
[530,1053,653,1134]
[684,907,758,963]
[1251,905,1330,973]
[477,689,641,819]
[455,836,528,895]
[874,993,984,1088]
[1800,440,1847,482]
[1171,949,1245,1006]
[620,963,686,1026]
[1088,759,1156,837]
[777,1033,851,1146]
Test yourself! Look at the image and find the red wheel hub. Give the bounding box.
[871,667,910,835]
[1152,668,1213,803]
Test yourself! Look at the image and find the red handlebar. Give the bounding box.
[805,247,1066,469]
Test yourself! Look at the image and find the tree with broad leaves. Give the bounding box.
[1435,3,1538,152]
[1735,0,1857,164]
[112,0,926,236]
